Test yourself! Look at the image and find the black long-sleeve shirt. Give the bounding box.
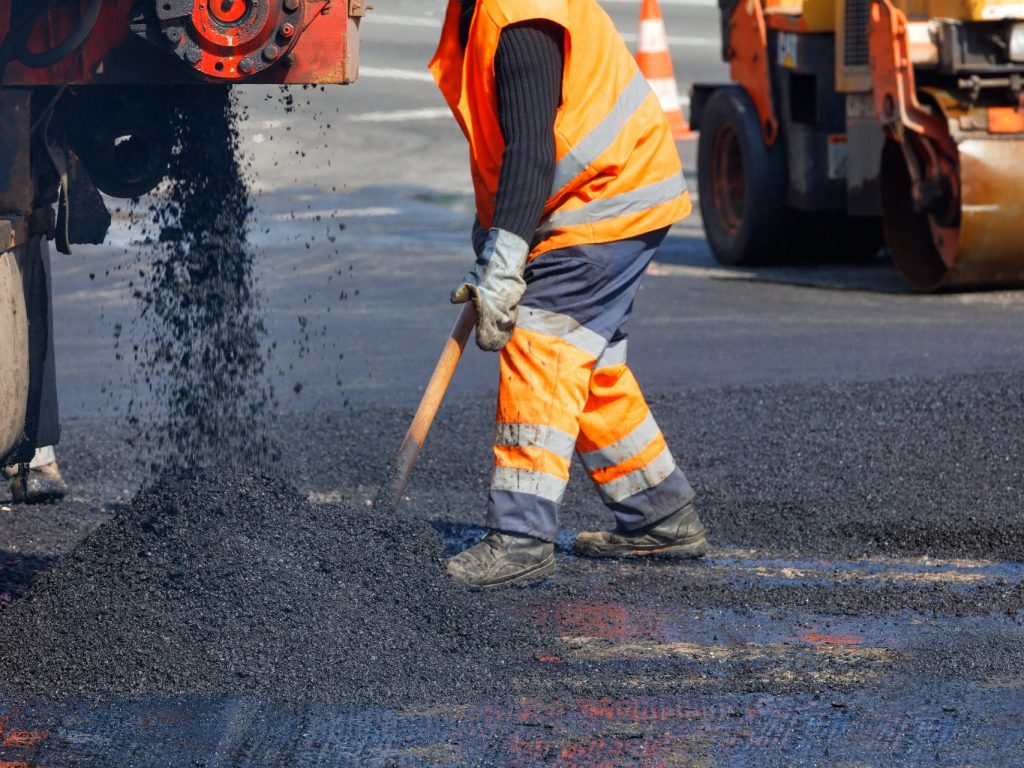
[459,1,564,244]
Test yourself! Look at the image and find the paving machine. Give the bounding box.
[0,0,366,465]
[690,0,1024,290]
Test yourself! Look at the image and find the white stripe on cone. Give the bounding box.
[637,0,692,137]
[638,19,669,52]
[648,77,683,113]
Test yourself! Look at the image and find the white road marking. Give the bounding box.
[619,31,720,47]
[367,13,442,27]
[601,0,720,6]
[275,207,400,220]
[358,66,434,82]
[647,261,746,280]
[348,108,451,123]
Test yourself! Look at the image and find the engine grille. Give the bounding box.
[844,0,871,67]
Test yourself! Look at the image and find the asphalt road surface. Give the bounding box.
[51,0,1024,415]
[2,2,1024,765]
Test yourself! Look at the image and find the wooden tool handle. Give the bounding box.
[373,303,476,512]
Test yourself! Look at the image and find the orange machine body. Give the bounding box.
[691,0,1024,290]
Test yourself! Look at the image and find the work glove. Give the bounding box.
[451,228,529,352]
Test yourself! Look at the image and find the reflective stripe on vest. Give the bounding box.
[550,70,652,196]
[536,174,688,240]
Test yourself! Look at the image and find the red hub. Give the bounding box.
[208,0,251,24]
[132,0,308,81]
[710,123,746,237]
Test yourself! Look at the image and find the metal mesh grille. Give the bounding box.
[844,0,871,67]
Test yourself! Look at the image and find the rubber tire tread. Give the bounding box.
[697,87,793,266]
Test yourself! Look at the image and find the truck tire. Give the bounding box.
[697,87,792,265]
[0,244,29,464]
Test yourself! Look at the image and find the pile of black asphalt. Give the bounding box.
[0,467,544,705]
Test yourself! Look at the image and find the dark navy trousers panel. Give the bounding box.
[608,467,696,531]
[23,237,60,450]
[520,227,668,342]
[487,491,560,542]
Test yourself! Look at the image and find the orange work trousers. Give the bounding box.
[486,228,694,541]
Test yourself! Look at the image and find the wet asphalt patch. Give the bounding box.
[0,556,1021,766]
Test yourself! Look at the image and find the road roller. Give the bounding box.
[0,0,366,466]
[690,0,1024,290]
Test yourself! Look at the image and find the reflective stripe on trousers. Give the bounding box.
[487,228,695,541]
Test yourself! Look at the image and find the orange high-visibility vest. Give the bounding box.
[429,0,691,258]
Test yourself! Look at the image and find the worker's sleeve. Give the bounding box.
[490,20,563,244]
[471,216,489,256]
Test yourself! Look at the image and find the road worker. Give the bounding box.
[434,0,707,588]
[3,446,67,504]
[2,237,67,504]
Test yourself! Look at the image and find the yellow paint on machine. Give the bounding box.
[902,0,1024,19]
[766,0,1024,28]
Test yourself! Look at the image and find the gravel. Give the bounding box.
[370,372,1024,562]
[0,467,543,705]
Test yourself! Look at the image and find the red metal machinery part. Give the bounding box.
[869,0,959,239]
[144,0,316,80]
[0,0,366,465]
[869,0,1024,289]
[726,0,779,145]
[0,0,363,85]
[709,120,746,238]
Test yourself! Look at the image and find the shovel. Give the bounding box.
[372,303,476,512]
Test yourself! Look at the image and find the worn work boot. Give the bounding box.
[447,531,555,590]
[3,460,68,504]
[574,503,707,559]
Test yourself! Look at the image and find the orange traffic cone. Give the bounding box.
[636,0,691,139]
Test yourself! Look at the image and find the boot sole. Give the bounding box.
[13,491,68,504]
[11,485,68,504]
[573,533,708,560]
[459,554,557,591]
